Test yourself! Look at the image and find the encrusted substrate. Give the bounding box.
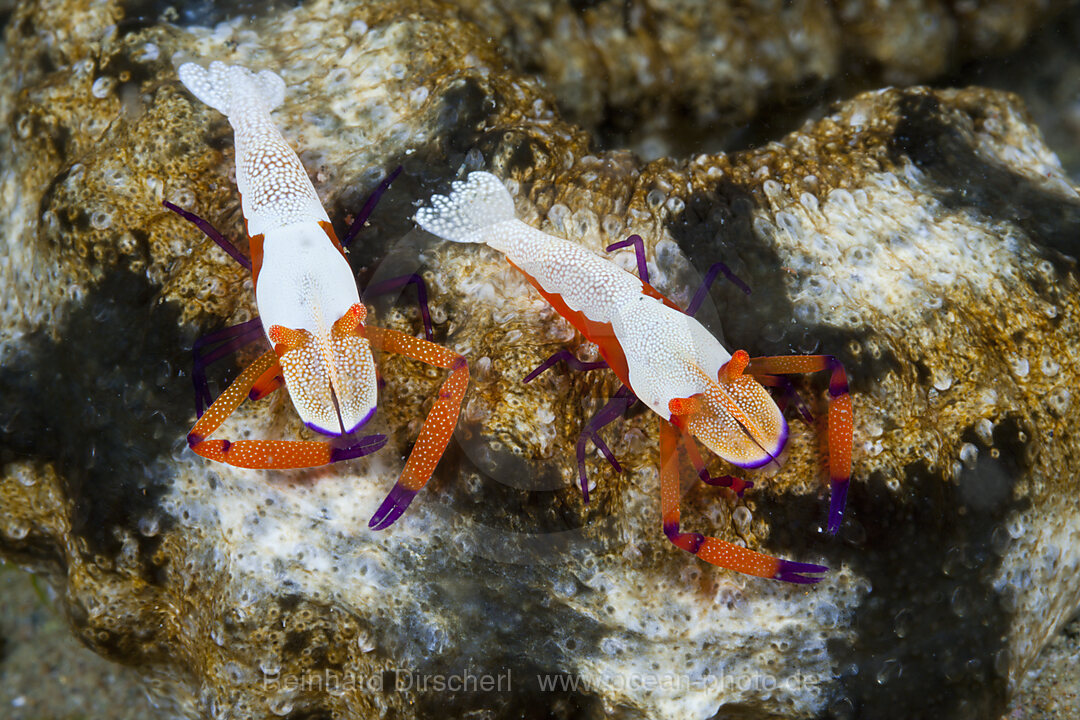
[964,4,1080,181]
[1,1,1079,719]
[450,0,1072,152]
[1010,614,1080,720]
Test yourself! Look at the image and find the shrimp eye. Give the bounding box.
[668,395,703,417]
[332,303,367,337]
[268,324,311,353]
[718,349,749,384]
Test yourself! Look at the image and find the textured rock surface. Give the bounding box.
[2,1,1080,720]
[1009,614,1080,720]
[451,0,1074,154]
[968,7,1080,181]
[0,567,158,719]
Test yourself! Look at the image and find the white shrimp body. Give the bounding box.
[416,172,786,468]
[178,61,376,435]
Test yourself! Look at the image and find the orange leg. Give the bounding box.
[745,354,853,534]
[660,420,827,584]
[364,327,470,530]
[248,361,285,402]
[188,349,386,469]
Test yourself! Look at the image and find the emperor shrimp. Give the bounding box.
[416,172,852,583]
[167,62,468,529]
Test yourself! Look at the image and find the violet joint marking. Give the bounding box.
[416,171,852,583]
[173,62,468,528]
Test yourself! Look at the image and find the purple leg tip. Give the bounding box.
[827,479,849,535]
[590,432,622,473]
[575,432,610,504]
[363,273,434,341]
[342,166,403,248]
[775,559,829,584]
[191,317,264,416]
[605,235,649,282]
[330,434,387,463]
[523,350,608,384]
[685,261,751,317]
[701,474,753,496]
[570,385,636,505]
[522,363,547,384]
[577,464,591,505]
[164,200,251,270]
[368,484,418,530]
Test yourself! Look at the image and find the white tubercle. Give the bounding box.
[414,171,517,244]
[416,172,644,324]
[177,61,329,237]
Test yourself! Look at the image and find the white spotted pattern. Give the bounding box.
[178,61,329,236]
[179,61,375,435]
[416,172,786,465]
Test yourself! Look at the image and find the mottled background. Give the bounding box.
[1,1,1079,719]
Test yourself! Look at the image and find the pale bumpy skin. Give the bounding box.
[416,171,786,467]
[1,1,1080,720]
[177,62,327,234]
[177,61,376,435]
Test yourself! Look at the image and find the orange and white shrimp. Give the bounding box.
[416,172,851,583]
[171,62,468,529]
